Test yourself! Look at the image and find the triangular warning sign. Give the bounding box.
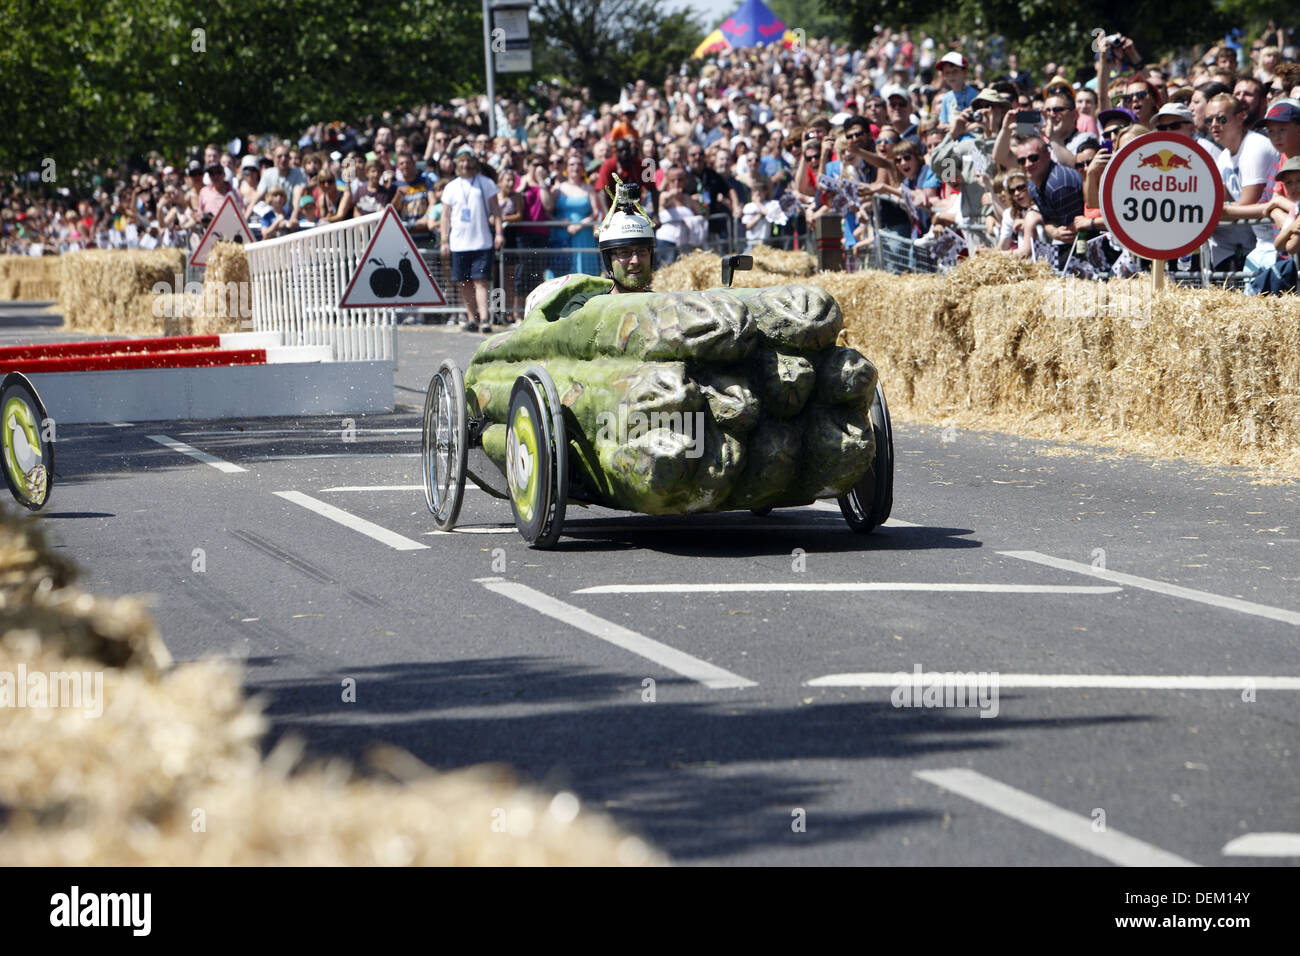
[340,206,447,308]
[189,193,255,267]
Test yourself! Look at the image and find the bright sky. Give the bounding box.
[687,0,739,31]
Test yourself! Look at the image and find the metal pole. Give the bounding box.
[482,0,497,138]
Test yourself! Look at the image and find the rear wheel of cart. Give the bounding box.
[838,384,894,533]
[422,359,468,530]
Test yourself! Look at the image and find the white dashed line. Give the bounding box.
[916,768,1200,867]
[147,434,247,473]
[808,673,1300,690]
[1000,550,1300,627]
[274,491,429,550]
[1221,833,1300,857]
[475,577,757,690]
[576,583,1120,595]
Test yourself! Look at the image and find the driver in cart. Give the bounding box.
[556,177,655,317]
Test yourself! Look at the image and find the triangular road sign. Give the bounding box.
[189,193,255,267]
[340,206,446,308]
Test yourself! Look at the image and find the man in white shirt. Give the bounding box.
[257,145,309,204]
[440,146,503,332]
[1207,92,1281,268]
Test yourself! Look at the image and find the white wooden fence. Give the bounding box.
[245,211,395,362]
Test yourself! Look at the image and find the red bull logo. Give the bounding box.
[1129,149,1199,192]
[1135,149,1192,171]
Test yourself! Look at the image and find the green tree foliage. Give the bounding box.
[2,0,483,177]
[532,0,705,102]
[820,0,1231,76]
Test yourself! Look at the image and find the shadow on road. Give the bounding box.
[246,657,1148,861]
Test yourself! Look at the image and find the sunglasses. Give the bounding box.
[1121,91,1149,103]
[1155,122,1189,131]
[844,130,866,139]
[1041,106,1072,114]
[878,137,898,145]
[1207,114,1233,125]
[1102,126,1126,138]
[1016,153,1041,165]
[1009,183,1029,193]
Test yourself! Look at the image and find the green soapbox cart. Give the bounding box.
[420,256,892,548]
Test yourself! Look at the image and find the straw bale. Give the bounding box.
[0,509,660,865]
[649,252,1300,475]
[57,249,185,334]
[0,255,62,300]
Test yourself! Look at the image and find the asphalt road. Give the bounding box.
[10,302,1299,866]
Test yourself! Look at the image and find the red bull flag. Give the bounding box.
[691,0,797,58]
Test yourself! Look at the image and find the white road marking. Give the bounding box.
[274,491,429,551]
[326,484,483,493]
[915,768,1200,867]
[244,453,421,461]
[147,434,247,473]
[324,485,426,492]
[576,582,1120,595]
[175,428,420,437]
[425,525,517,535]
[1221,833,1300,856]
[1001,550,1300,627]
[808,673,1300,690]
[475,577,757,690]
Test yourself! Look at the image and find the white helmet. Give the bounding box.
[597,179,656,284]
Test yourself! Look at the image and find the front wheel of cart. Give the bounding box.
[506,368,567,548]
[422,359,468,530]
[838,384,894,533]
[1,372,54,511]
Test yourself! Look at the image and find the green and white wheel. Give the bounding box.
[506,369,566,548]
[1,373,53,511]
[422,359,468,530]
[838,384,894,534]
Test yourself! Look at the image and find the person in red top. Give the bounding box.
[595,136,655,215]
[198,164,243,217]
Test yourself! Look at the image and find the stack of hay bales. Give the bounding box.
[652,251,1300,475]
[0,513,659,865]
[57,248,186,335]
[0,255,62,301]
[55,242,252,337]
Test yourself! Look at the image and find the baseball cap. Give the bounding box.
[938,52,967,69]
[240,154,260,171]
[830,112,852,126]
[1262,100,1300,124]
[880,84,909,103]
[1278,156,1300,176]
[186,160,203,176]
[1154,103,1194,123]
[454,145,476,157]
[299,195,316,208]
[1097,107,1138,128]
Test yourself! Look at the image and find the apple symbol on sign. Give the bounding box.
[369,257,401,298]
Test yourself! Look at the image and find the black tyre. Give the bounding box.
[751,506,774,516]
[506,368,567,548]
[839,384,894,533]
[1,372,54,511]
[422,359,468,530]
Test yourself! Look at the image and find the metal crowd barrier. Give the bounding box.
[859,198,1277,287]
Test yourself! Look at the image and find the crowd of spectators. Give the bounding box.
[4,21,1299,292]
